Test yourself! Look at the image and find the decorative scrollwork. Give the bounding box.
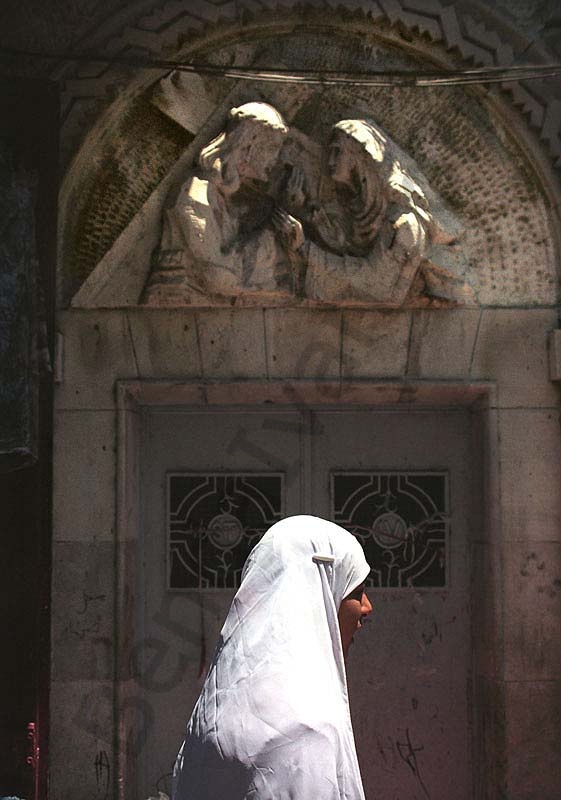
[168,473,284,589]
[331,472,449,588]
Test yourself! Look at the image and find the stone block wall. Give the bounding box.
[51,305,561,799]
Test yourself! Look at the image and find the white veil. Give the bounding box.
[172,514,371,800]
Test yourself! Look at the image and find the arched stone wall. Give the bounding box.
[50,1,561,167]
[58,12,561,309]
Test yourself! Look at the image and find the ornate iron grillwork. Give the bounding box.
[168,473,284,589]
[331,472,449,588]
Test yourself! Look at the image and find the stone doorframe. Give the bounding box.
[115,378,498,799]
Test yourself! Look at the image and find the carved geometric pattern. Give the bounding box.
[331,471,449,588]
[168,472,284,589]
[55,0,561,171]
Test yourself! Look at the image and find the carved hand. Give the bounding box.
[272,208,305,251]
[390,212,423,259]
[311,206,348,253]
[285,165,307,208]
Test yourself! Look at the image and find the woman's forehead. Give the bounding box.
[343,582,366,602]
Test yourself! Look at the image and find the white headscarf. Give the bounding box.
[172,514,371,800]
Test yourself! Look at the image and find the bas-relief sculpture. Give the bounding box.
[142,102,475,308]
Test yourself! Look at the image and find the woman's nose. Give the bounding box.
[362,592,373,615]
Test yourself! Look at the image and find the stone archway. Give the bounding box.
[50,6,561,800]
[55,7,561,309]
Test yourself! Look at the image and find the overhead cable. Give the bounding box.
[1,46,561,86]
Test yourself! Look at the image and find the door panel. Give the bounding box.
[139,409,304,794]
[311,410,472,800]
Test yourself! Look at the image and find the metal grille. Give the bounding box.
[331,472,449,588]
[168,473,284,589]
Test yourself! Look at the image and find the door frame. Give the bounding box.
[115,378,499,799]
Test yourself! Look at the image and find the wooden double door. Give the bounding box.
[138,406,474,799]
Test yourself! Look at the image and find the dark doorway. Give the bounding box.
[0,76,58,798]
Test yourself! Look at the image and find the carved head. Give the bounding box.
[330,119,429,210]
[328,118,433,253]
[200,102,288,194]
[326,119,392,252]
[329,120,389,188]
[228,101,288,132]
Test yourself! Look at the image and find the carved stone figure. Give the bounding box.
[279,119,475,306]
[143,102,295,305]
[142,105,475,308]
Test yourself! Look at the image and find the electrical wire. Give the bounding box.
[1,46,561,86]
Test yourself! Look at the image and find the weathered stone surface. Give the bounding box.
[151,70,220,135]
[70,188,168,308]
[49,678,115,800]
[341,310,410,378]
[116,405,142,547]
[504,541,561,681]
[472,542,503,680]
[138,103,473,309]
[471,676,507,800]
[118,381,208,408]
[498,409,561,542]
[473,407,501,544]
[391,382,486,406]
[60,97,192,304]
[407,309,481,378]
[197,309,267,378]
[202,381,287,405]
[265,309,341,379]
[471,309,559,407]
[338,382,404,405]
[51,541,115,681]
[114,540,138,682]
[116,378,489,409]
[549,328,561,381]
[55,310,137,410]
[127,308,201,378]
[505,680,561,800]
[53,410,116,542]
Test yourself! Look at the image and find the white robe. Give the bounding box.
[172,514,370,800]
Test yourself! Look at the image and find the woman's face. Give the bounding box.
[237,127,284,184]
[328,133,355,187]
[338,583,373,659]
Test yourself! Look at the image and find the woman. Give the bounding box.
[143,102,295,306]
[279,118,474,306]
[172,514,372,800]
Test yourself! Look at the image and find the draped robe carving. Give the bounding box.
[142,104,475,308]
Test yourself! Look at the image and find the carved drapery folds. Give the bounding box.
[142,101,475,308]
